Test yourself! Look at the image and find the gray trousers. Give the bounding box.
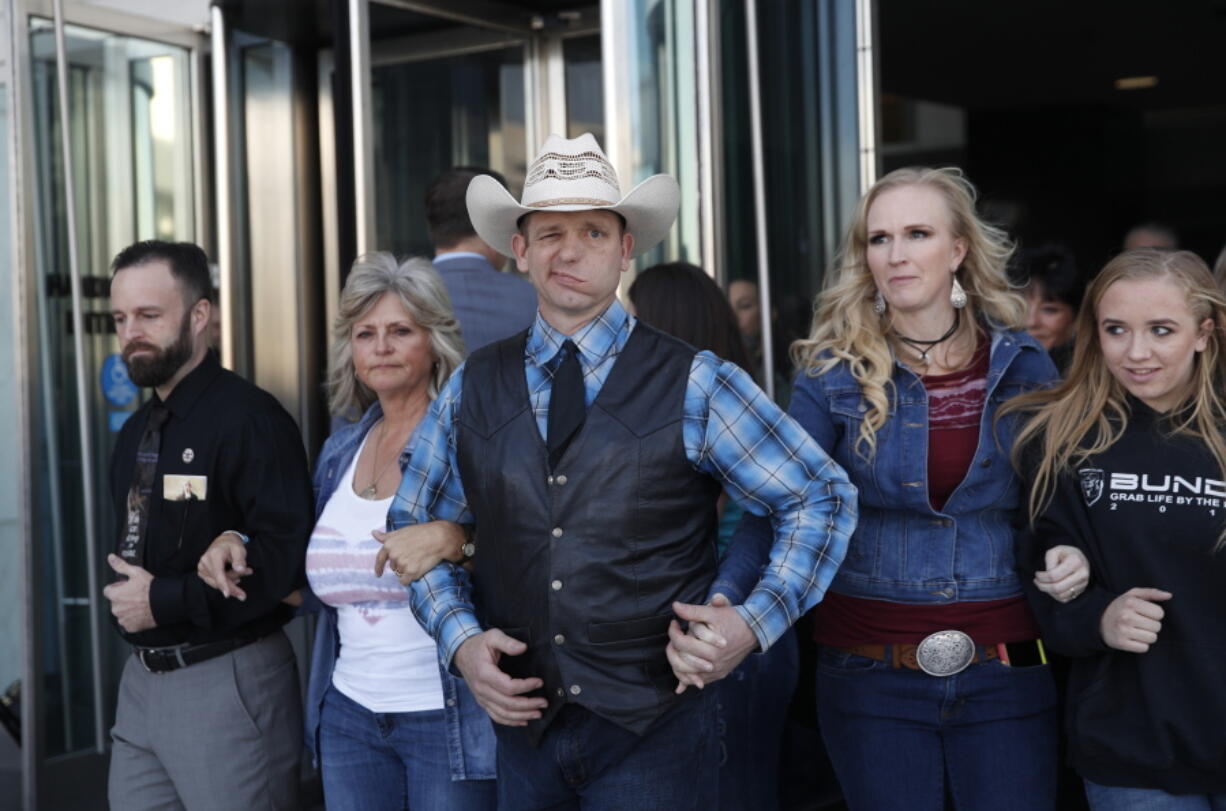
[108,630,302,811]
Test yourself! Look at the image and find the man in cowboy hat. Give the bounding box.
[383,133,856,808]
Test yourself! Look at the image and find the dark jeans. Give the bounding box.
[319,685,496,811]
[1084,781,1226,811]
[816,646,1058,811]
[494,690,719,810]
[717,627,798,811]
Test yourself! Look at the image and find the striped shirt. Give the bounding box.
[389,299,857,664]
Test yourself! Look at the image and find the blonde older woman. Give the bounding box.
[200,253,494,810]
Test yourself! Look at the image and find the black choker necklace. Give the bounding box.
[894,311,960,363]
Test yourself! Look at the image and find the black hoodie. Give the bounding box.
[1017,400,1226,793]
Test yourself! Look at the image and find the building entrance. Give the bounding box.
[878,0,1226,272]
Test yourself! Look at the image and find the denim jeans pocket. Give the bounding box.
[816,646,886,674]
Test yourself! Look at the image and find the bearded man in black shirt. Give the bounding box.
[104,240,312,810]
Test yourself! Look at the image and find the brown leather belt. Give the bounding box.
[837,642,1000,671]
[834,639,1044,673]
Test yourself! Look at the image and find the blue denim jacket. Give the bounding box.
[717,328,1056,605]
[302,402,496,778]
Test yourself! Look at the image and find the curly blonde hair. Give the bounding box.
[1002,249,1226,549]
[791,167,1026,457]
[326,253,466,417]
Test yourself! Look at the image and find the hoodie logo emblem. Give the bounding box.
[1078,468,1104,507]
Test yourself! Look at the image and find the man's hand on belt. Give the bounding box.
[104,554,156,633]
[666,594,758,693]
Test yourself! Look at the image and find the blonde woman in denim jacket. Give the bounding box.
[712,168,1059,810]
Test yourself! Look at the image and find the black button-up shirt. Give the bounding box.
[108,351,313,647]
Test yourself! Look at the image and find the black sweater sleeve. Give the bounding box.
[1015,465,1117,658]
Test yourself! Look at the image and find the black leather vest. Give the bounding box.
[457,322,721,743]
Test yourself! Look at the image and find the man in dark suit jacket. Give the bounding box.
[426,167,537,351]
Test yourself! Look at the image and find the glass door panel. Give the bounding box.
[27,18,194,757]
[371,44,527,257]
[604,0,701,268]
[718,0,861,399]
[366,3,528,259]
[0,4,23,783]
[564,34,603,143]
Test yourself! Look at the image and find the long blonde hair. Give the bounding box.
[327,253,466,417]
[791,167,1025,457]
[1003,249,1226,548]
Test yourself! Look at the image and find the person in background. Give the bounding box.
[1123,221,1179,252]
[1007,248,1226,810]
[106,240,312,810]
[631,262,752,372]
[630,261,799,811]
[728,278,762,361]
[707,167,1061,810]
[200,254,496,810]
[727,276,794,396]
[426,167,537,351]
[1010,242,1086,371]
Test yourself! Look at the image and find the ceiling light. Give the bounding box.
[1115,76,1159,90]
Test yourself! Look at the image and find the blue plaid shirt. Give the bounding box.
[390,299,856,664]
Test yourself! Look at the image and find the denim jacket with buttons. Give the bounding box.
[302,402,496,778]
[786,328,1057,604]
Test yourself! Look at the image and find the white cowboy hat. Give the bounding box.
[466,132,680,258]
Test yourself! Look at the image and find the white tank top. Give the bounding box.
[305,430,445,713]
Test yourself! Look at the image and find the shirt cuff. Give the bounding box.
[706,577,747,606]
[149,575,189,627]
[1065,587,1116,654]
[439,609,485,673]
[737,583,794,653]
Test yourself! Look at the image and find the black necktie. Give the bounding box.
[118,404,169,565]
[547,340,585,470]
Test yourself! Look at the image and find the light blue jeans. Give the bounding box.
[1085,780,1226,810]
[319,684,496,811]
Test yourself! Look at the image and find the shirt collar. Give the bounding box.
[525,299,632,369]
[433,252,490,265]
[158,350,222,418]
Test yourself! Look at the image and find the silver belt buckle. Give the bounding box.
[915,630,975,677]
[137,648,155,673]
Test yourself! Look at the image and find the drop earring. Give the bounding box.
[950,275,967,309]
[873,291,887,315]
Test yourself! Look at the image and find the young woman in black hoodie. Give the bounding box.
[1005,248,1226,809]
